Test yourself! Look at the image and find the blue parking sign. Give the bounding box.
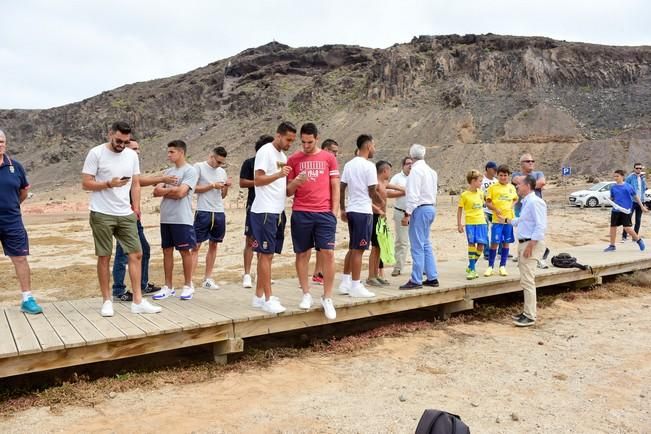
[562,167,571,176]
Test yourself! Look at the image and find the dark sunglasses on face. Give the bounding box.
[522,160,535,163]
[635,167,643,170]
[114,138,130,145]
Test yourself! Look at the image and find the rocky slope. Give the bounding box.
[2,34,651,191]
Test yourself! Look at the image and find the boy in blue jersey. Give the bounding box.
[604,169,647,252]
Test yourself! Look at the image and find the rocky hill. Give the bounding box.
[2,34,651,192]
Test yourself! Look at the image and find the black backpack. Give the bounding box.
[551,253,591,271]
[415,409,470,434]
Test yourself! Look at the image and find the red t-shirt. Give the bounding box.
[287,149,339,212]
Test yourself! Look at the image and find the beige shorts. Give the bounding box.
[89,211,141,256]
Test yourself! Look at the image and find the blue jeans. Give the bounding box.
[112,220,149,296]
[622,203,642,239]
[409,205,438,284]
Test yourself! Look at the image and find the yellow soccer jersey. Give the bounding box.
[487,183,517,222]
[458,190,485,224]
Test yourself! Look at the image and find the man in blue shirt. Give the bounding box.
[604,169,647,252]
[621,163,647,242]
[503,175,547,327]
[0,129,43,314]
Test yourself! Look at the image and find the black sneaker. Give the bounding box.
[423,279,439,287]
[511,312,525,321]
[399,280,423,290]
[114,291,134,302]
[513,315,535,327]
[143,282,161,295]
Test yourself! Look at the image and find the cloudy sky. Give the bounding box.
[2,0,649,110]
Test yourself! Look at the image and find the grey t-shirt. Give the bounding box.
[194,161,227,213]
[512,170,544,198]
[160,163,198,225]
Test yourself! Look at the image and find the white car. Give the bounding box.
[645,188,651,208]
[568,181,615,207]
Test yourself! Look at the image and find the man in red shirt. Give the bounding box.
[287,123,339,320]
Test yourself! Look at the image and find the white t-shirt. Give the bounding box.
[481,175,498,214]
[341,156,378,214]
[251,142,287,214]
[194,161,227,213]
[82,144,140,216]
[390,171,408,210]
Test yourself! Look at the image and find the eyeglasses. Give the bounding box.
[522,160,535,163]
[635,167,643,170]
[114,138,130,145]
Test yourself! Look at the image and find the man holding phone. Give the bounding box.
[82,122,162,316]
[112,139,177,301]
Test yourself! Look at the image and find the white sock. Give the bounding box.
[342,274,352,284]
[22,291,32,302]
[352,280,361,289]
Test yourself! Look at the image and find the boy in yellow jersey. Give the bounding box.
[485,165,518,277]
[457,170,488,279]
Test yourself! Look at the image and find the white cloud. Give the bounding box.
[1,0,650,109]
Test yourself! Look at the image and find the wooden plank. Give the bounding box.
[0,324,232,378]
[77,300,147,340]
[162,296,232,326]
[41,303,87,349]
[53,301,107,345]
[140,300,201,331]
[111,303,171,336]
[24,310,65,352]
[234,288,465,338]
[0,310,18,358]
[4,308,41,355]
[68,300,127,342]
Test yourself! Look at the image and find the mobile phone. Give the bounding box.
[120,176,131,181]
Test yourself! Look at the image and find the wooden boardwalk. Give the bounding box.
[1,242,649,378]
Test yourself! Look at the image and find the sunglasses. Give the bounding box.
[635,167,643,170]
[114,138,131,145]
[522,160,535,163]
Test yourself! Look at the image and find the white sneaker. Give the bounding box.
[202,278,220,290]
[252,295,279,308]
[337,280,352,295]
[262,298,286,314]
[299,293,313,309]
[131,298,162,314]
[152,285,175,300]
[180,285,194,300]
[321,297,336,320]
[100,300,114,317]
[242,274,253,288]
[349,285,376,298]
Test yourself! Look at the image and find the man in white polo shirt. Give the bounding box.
[389,156,412,277]
[81,121,162,316]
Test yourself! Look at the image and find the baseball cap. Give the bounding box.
[485,161,498,170]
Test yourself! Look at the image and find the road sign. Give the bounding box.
[562,167,571,176]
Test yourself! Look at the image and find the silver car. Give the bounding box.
[568,181,615,207]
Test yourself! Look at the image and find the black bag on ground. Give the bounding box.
[415,409,470,434]
[551,252,591,271]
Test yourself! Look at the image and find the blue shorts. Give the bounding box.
[465,224,488,245]
[347,212,372,251]
[160,223,196,250]
[250,212,286,254]
[0,222,29,256]
[490,223,515,244]
[194,211,226,243]
[291,211,337,253]
[244,209,253,237]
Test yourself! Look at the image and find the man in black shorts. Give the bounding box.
[239,135,273,288]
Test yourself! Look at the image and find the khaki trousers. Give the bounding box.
[392,209,410,271]
[517,240,545,320]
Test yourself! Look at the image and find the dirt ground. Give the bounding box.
[0,183,649,433]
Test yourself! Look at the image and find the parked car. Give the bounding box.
[568,181,615,207]
[645,188,651,208]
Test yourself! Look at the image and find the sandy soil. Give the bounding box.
[0,184,617,304]
[1,292,649,433]
[0,183,649,433]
